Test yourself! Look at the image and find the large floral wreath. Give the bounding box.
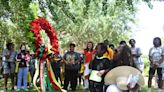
[29,17,64,92]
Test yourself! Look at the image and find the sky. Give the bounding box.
[132,1,164,55]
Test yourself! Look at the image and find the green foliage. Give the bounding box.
[30,3,39,18]
[0,0,34,50]
[143,56,149,76]
[0,21,26,50]
[0,0,152,51]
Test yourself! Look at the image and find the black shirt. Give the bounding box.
[89,56,112,82]
[51,55,62,69]
[17,51,29,67]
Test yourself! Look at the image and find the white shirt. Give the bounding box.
[131,47,144,71]
[149,46,164,68]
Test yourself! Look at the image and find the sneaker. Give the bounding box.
[147,88,151,92]
[14,86,17,90]
[61,89,67,92]
[27,85,30,88]
[30,83,33,87]
[83,86,88,90]
[24,89,28,91]
[4,88,7,92]
[157,89,161,92]
[15,89,20,91]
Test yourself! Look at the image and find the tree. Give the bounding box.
[0,0,152,50]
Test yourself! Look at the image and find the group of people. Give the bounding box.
[0,37,164,92]
[60,37,164,92]
[1,42,34,91]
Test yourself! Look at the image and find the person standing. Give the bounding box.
[103,40,114,60]
[50,53,63,85]
[119,40,127,46]
[83,41,95,89]
[16,43,30,91]
[109,44,115,51]
[113,44,136,67]
[129,39,144,72]
[2,42,17,91]
[148,37,164,92]
[63,43,80,91]
[89,43,112,92]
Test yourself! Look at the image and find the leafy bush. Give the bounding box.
[143,55,149,76]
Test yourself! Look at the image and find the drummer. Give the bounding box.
[89,43,113,92]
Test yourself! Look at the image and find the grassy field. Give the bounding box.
[0,77,164,92]
[0,78,87,92]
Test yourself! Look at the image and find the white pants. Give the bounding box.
[83,63,91,88]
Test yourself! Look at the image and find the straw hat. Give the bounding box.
[104,66,145,90]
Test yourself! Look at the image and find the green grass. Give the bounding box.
[0,78,87,92]
[0,77,164,92]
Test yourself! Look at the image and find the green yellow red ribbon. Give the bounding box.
[47,59,66,92]
[40,60,44,92]
[29,17,61,92]
[33,59,40,92]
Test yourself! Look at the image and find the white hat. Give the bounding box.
[104,66,145,90]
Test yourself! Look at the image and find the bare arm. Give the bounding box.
[2,49,6,61]
[63,53,68,64]
[133,53,142,58]
[149,48,153,64]
[133,48,142,58]
[159,47,164,64]
[62,58,68,64]
[149,56,153,64]
[159,55,164,64]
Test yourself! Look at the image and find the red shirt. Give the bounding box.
[84,50,95,64]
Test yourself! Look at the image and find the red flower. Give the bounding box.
[29,17,59,60]
[44,47,48,52]
[41,53,47,60]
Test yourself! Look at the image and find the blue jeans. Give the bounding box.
[17,67,29,89]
